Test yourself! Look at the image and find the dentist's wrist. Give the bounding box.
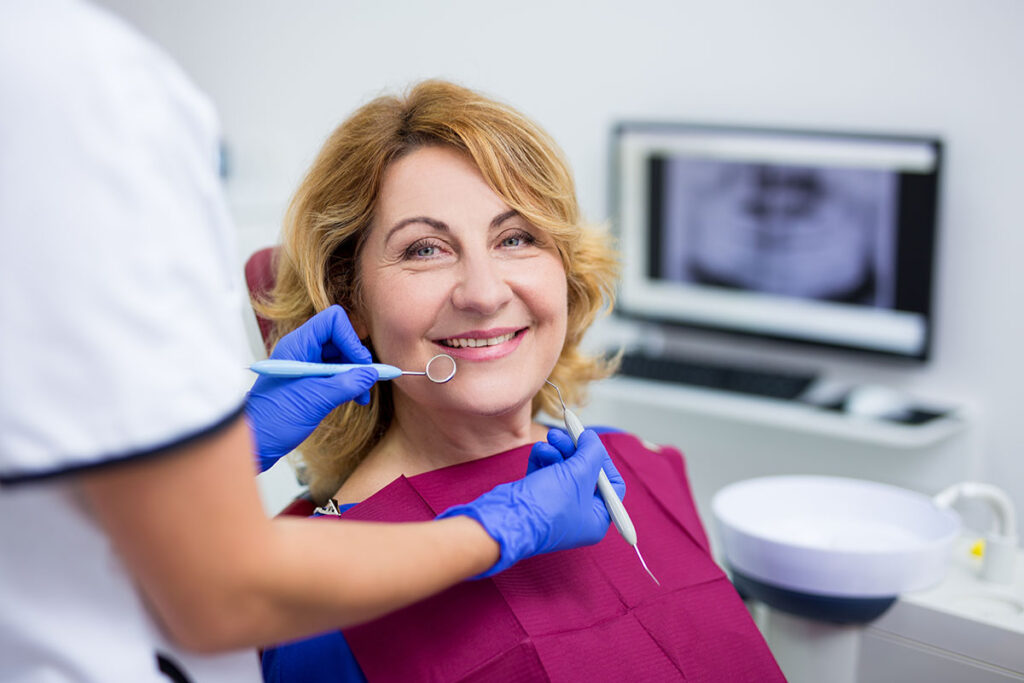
[433,511,501,579]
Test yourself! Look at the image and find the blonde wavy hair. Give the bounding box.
[257,80,619,501]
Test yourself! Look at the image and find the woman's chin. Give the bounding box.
[437,384,538,420]
[449,397,531,419]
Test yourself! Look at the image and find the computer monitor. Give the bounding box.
[612,122,942,361]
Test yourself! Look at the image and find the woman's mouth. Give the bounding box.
[434,328,527,360]
[439,330,519,348]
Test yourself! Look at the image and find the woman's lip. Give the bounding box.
[433,328,527,361]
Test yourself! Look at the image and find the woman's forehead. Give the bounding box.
[372,148,514,233]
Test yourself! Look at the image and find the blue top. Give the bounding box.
[261,426,621,682]
[261,503,367,683]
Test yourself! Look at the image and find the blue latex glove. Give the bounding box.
[246,305,378,472]
[438,428,626,577]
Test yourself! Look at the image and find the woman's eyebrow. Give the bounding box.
[385,210,519,243]
[490,209,519,228]
[385,216,448,243]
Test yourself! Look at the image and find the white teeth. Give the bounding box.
[442,331,518,348]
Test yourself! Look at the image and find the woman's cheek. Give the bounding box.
[373,289,443,354]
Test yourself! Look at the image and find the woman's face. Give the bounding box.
[352,145,568,419]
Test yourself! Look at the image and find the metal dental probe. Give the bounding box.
[545,381,660,585]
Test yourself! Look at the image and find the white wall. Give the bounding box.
[98,0,1024,516]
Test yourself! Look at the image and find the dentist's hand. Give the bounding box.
[438,428,625,577]
[246,305,377,472]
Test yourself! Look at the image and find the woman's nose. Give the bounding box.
[451,256,513,315]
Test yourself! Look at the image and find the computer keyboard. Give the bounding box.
[615,351,817,401]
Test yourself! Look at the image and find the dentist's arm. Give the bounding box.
[78,414,619,652]
[77,305,622,652]
[78,417,498,652]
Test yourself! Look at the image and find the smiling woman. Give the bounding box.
[256,80,783,682]
[258,80,618,500]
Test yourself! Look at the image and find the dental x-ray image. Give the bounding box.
[657,158,899,307]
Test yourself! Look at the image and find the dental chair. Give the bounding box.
[245,246,318,517]
[244,246,277,356]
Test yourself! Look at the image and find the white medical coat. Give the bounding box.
[0,1,259,680]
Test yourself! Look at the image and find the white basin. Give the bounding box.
[713,475,960,614]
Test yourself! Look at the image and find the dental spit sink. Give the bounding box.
[712,475,960,623]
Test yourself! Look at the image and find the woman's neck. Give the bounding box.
[335,396,548,504]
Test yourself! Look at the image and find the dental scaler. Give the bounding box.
[546,381,660,586]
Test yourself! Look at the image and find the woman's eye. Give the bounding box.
[499,231,537,249]
[404,240,445,260]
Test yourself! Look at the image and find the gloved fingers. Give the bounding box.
[547,429,624,499]
[575,431,624,500]
[320,339,343,363]
[256,452,280,473]
[527,441,564,475]
[320,305,373,363]
[279,367,378,414]
[355,389,371,406]
[600,451,626,501]
[545,428,575,458]
[274,305,372,364]
[561,429,608,492]
[319,366,379,405]
[589,497,613,530]
[271,310,324,360]
[247,375,285,394]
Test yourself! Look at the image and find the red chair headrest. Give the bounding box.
[244,246,279,354]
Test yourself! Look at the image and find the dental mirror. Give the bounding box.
[249,353,457,383]
[409,353,457,383]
